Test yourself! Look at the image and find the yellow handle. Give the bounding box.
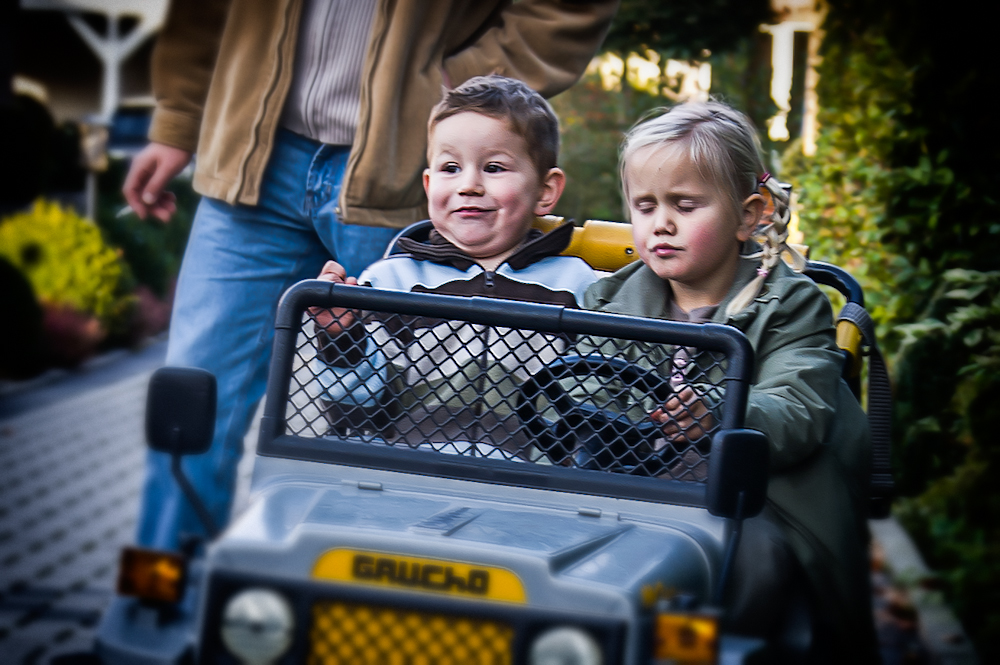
[565,220,640,272]
[534,216,639,272]
[836,320,864,379]
[534,217,812,273]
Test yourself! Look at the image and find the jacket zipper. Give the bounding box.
[237,0,300,203]
[471,267,496,447]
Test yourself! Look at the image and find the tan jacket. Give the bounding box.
[149,0,618,228]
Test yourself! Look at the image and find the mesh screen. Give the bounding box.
[309,600,513,664]
[283,306,729,482]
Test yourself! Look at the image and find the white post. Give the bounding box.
[23,0,168,122]
[759,21,816,142]
[21,0,168,220]
[801,28,825,156]
[760,0,828,151]
[66,11,159,124]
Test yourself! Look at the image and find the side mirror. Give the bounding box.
[706,429,769,520]
[146,367,216,456]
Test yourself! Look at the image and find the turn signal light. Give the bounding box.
[653,611,718,664]
[116,546,187,604]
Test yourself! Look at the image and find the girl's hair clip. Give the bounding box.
[759,172,772,185]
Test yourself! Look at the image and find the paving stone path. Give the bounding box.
[0,371,148,662]
[0,342,258,664]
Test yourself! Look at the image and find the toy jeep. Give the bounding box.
[96,220,890,664]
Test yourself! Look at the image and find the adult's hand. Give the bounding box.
[122,142,192,222]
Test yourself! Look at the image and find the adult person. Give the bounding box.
[124,0,619,551]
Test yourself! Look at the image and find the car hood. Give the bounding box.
[213,473,721,610]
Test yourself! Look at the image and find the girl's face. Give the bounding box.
[624,143,762,312]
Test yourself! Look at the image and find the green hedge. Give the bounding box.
[780,2,1000,657]
[96,158,197,300]
[558,1,999,654]
[0,158,197,371]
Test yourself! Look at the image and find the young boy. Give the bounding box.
[310,75,597,453]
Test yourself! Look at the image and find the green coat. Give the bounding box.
[583,256,877,658]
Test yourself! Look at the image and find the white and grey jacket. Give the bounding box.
[312,222,597,447]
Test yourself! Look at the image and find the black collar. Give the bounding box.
[394,220,575,271]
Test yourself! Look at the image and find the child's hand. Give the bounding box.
[650,386,715,445]
[310,261,359,333]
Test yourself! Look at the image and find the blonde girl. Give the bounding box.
[581,101,877,660]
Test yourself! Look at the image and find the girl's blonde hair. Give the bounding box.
[619,102,803,316]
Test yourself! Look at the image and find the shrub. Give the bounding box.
[0,256,46,379]
[96,158,196,299]
[0,199,134,339]
[780,1,1000,657]
[892,269,1000,650]
[0,95,86,211]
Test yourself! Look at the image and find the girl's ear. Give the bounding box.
[737,193,765,242]
[533,167,567,215]
[422,168,431,195]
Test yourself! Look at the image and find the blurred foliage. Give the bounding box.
[551,70,658,222]
[0,199,133,331]
[778,1,1000,657]
[0,95,86,211]
[0,95,197,372]
[552,37,773,223]
[779,27,913,339]
[0,256,46,379]
[0,161,196,372]
[602,0,771,61]
[893,271,1000,486]
[96,158,196,299]
[892,270,1000,651]
[560,0,999,653]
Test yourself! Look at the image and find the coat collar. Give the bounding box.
[394,220,575,271]
[590,240,790,326]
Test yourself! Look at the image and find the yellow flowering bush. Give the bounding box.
[0,199,132,331]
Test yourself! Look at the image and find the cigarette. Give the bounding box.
[116,205,135,218]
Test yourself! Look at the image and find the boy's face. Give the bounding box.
[625,143,761,312]
[424,112,564,270]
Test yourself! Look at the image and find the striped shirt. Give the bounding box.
[280,0,378,145]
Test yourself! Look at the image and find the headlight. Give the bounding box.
[530,626,603,665]
[220,588,295,665]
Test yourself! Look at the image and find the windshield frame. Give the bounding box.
[256,281,755,508]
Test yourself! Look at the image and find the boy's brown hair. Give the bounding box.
[428,75,559,178]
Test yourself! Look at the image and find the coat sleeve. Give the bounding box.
[442,0,619,97]
[147,0,231,152]
[742,282,845,472]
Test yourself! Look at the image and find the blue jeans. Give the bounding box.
[137,129,400,550]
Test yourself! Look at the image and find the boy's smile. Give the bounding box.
[424,112,563,271]
[625,143,760,312]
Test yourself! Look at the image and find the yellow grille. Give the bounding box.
[309,600,514,664]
